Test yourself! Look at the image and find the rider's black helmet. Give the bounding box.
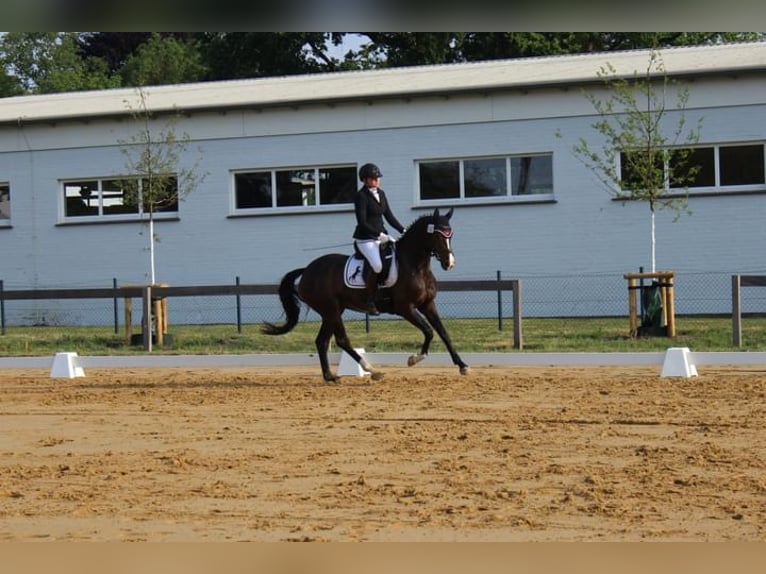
[359,163,382,181]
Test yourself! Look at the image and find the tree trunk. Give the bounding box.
[149,215,156,285]
[650,208,656,273]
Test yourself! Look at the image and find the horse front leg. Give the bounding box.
[418,300,470,375]
[333,321,384,381]
[397,307,434,368]
[315,319,339,383]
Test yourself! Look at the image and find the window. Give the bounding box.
[62,177,179,221]
[620,143,766,193]
[720,144,765,186]
[417,154,553,203]
[0,183,9,226]
[234,165,356,212]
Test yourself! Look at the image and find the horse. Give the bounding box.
[262,207,469,382]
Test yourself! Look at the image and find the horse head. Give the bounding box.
[429,207,455,270]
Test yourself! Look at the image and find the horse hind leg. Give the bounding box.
[334,321,384,381]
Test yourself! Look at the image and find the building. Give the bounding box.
[1,42,766,324]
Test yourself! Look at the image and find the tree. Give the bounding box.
[0,69,23,97]
[0,32,119,94]
[197,32,339,80]
[459,32,763,62]
[119,33,207,87]
[562,49,703,273]
[119,87,206,286]
[358,33,464,67]
[352,32,764,68]
[76,32,157,74]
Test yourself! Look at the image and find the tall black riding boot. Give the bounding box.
[363,271,380,315]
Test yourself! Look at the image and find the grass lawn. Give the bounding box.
[1,316,765,356]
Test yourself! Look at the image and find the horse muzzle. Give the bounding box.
[440,252,456,270]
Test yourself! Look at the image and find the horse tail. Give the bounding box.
[261,267,305,336]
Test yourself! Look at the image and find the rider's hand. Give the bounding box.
[378,233,393,243]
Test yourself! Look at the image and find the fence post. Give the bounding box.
[236,276,242,333]
[0,279,5,335]
[512,279,522,350]
[112,278,119,334]
[732,274,742,348]
[142,286,152,352]
[496,270,503,331]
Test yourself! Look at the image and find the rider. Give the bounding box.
[353,162,406,315]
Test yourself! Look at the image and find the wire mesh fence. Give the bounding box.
[2,271,765,348]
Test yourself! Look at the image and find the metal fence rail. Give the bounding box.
[3,271,766,349]
[0,276,523,349]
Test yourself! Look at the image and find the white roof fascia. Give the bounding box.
[2,41,766,126]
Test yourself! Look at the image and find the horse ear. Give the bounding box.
[445,207,454,220]
[433,208,440,219]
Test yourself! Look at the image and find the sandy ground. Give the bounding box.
[1,362,765,542]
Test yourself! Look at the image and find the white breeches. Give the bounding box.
[355,239,383,273]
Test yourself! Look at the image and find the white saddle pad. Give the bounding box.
[343,254,398,289]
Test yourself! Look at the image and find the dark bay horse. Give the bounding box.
[262,207,469,382]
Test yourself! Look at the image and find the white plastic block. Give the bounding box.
[50,352,86,378]
[337,348,370,376]
[661,347,698,378]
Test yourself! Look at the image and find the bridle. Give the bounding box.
[429,224,454,264]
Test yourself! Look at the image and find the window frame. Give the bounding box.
[415,153,555,206]
[230,163,358,216]
[59,176,180,224]
[0,182,10,227]
[619,142,766,196]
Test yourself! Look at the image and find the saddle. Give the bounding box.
[343,242,398,289]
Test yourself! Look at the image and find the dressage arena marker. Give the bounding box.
[337,348,371,377]
[50,352,85,378]
[660,347,698,378]
[2,349,766,379]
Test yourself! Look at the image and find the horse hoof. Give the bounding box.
[407,354,425,367]
[459,365,470,376]
[370,371,385,381]
[324,374,340,383]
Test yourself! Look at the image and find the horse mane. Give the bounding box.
[402,212,436,239]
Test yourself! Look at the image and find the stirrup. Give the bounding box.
[363,300,380,315]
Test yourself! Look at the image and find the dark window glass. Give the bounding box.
[102,179,139,215]
[64,180,99,216]
[319,166,356,205]
[142,177,179,213]
[464,158,506,198]
[670,147,715,188]
[235,172,272,209]
[620,151,665,191]
[0,183,11,220]
[512,155,553,195]
[276,170,315,207]
[419,161,460,200]
[720,144,765,186]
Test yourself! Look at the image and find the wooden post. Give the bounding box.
[665,274,676,337]
[512,279,523,350]
[124,297,133,343]
[626,275,638,337]
[153,283,168,346]
[124,283,168,347]
[732,274,742,348]
[142,286,152,352]
[154,294,164,347]
[624,271,675,338]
